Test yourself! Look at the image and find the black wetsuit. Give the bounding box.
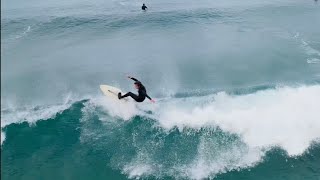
[142,5,147,10]
[119,77,152,102]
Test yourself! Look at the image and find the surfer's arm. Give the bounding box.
[146,94,152,100]
[145,93,155,103]
[140,90,155,102]
[127,76,139,82]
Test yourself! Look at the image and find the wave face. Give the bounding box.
[2,86,320,179]
[1,0,320,179]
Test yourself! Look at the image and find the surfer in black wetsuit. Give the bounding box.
[142,3,148,11]
[118,76,155,103]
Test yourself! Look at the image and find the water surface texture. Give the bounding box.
[1,0,320,179]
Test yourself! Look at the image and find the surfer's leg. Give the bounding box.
[119,92,140,101]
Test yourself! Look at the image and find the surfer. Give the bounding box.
[118,76,155,103]
[142,3,148,11]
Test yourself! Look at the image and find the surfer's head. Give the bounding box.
[134,81,141,89]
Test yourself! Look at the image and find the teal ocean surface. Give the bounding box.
[1,0,320,179]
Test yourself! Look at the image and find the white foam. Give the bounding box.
[87,96,140,121]
[186,138,263,179]
[293,33,320,62]
[1,103,71,128]
[80,92,163,124]
[14,26,32,40]
[307,58,320,64]
[1,95,75,145]
[300,39,320,57]
[2,85,320,178]
[121,131,264,180]
[121,147,155,179]
[123,163,153,179]
[119,85,320,179]
[156,85,320,156]
[1,131,5,146]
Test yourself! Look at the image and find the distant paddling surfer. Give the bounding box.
[118,76,155,103]
[142,3,148,11]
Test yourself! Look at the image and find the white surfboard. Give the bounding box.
[100,85,128,101]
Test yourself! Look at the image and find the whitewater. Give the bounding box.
[1,0,320,179]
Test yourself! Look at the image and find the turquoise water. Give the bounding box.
[1,0,320,179]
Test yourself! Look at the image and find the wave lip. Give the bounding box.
[157,85,320,156]
[1,102,72,145]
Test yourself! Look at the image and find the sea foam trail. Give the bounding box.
[156,85,320,156]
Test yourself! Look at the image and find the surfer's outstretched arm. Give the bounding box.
[140,90,151,100]
[146,94,151,100]
[144,92,155,103]
[127,76,139,82]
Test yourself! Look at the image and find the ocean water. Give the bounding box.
[1,0,320,179]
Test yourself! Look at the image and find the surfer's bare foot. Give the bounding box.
[118,92,122,99]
